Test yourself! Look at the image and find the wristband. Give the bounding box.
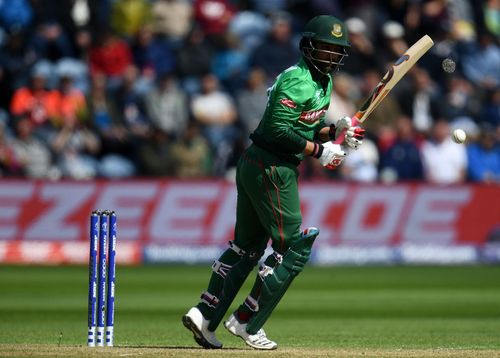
[311,143,324,159]
[328,124,336,140]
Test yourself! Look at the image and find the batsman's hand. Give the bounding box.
[334,116,366,150]
[318,142,346,168]
[344,126,365,150]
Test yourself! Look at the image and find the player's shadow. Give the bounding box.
[122,345,249,350]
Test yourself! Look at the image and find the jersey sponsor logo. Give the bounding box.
[279,98,297,109]
[299,106,328,124]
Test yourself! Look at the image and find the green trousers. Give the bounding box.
[197,144,304,329]
[234,144,302,254]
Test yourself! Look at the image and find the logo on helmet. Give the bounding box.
[331,23,343,38]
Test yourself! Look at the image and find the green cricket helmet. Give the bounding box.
[300,15,350,75]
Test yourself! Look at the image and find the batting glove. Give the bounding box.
[330,116,366,150]
[344,126,366,150]
[312,141,347,168]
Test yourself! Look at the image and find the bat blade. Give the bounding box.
[354,35,434,123]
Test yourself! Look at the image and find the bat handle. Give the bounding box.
[332,115,362,145]
[351,115,362,126]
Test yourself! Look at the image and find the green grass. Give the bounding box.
[1,265,500,357]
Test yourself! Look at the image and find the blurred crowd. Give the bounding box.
[0,0,498,184]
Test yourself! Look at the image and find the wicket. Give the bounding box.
[88,210,117,347]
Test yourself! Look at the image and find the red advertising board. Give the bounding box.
[0,180,499,264]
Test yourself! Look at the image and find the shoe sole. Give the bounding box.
[182,314,222,349]
[224,321,277,350]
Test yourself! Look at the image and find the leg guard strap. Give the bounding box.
[244,295,259,312]
[200,291,220,308]
[229,241,246,256]
[207,247,264,331]
[246,228,319,334]
[212,260,232,278]
[196,245,244,319]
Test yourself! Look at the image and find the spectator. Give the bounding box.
[0,0,33,32]
[379,116,424,183]
[29,0,99,64]
[483,0,500,37]
[10,62,59,136]
[413,0,450,43]
[87,73,128,157]
[325,72,357,124]
[113,65,152,145]
[30,0,94,36]
[341,17,376,77]
[151,0,193,42]
[131,24,176,79]
[250,0,286,16]
[211,32,249,93]
[421,119,467,184]
[175,27,215,95]
[342,0,379,42]
[55,57,90,95]
[70,0,92,30]
[193,0,235,45]
[87,73,136,178]
[130,24,175,93]
[0,2,498,182]
[236,68,268,141]
[135,126,174,176]
[467,124,500,183]
[0,66,10,112]
[458,31,500,90]
[31,21,74,62]
[88,30,133,88]
[442,75,481,123]
[145,73,188,138]
[399,67,442,135]
[110,0,152,38]
[74,26,93,60]
[49,114,101,180]
[377,21,409,73]
[250,11,299,80]
[10,114,59,179]
[340,138,379,183]
[169,121,212,178]
[52,73,88,127]
[228,10,270,52]
[190,73,237,175]
[0,29,38,92]
[306,0,343,18]
[482,88,500,129]
[0,115,22,176]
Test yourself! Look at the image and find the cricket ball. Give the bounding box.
[452,128,467,144]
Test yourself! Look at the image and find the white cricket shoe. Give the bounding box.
[182,307,223,349]
[224,313,277,350]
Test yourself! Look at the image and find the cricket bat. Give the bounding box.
[353,35,434,123]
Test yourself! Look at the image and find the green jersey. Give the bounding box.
[250,58,332,164]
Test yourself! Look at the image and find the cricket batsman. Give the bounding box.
[182,15,365,350]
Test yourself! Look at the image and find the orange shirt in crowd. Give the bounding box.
[10,88,59,125]
[53,89,87,125]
